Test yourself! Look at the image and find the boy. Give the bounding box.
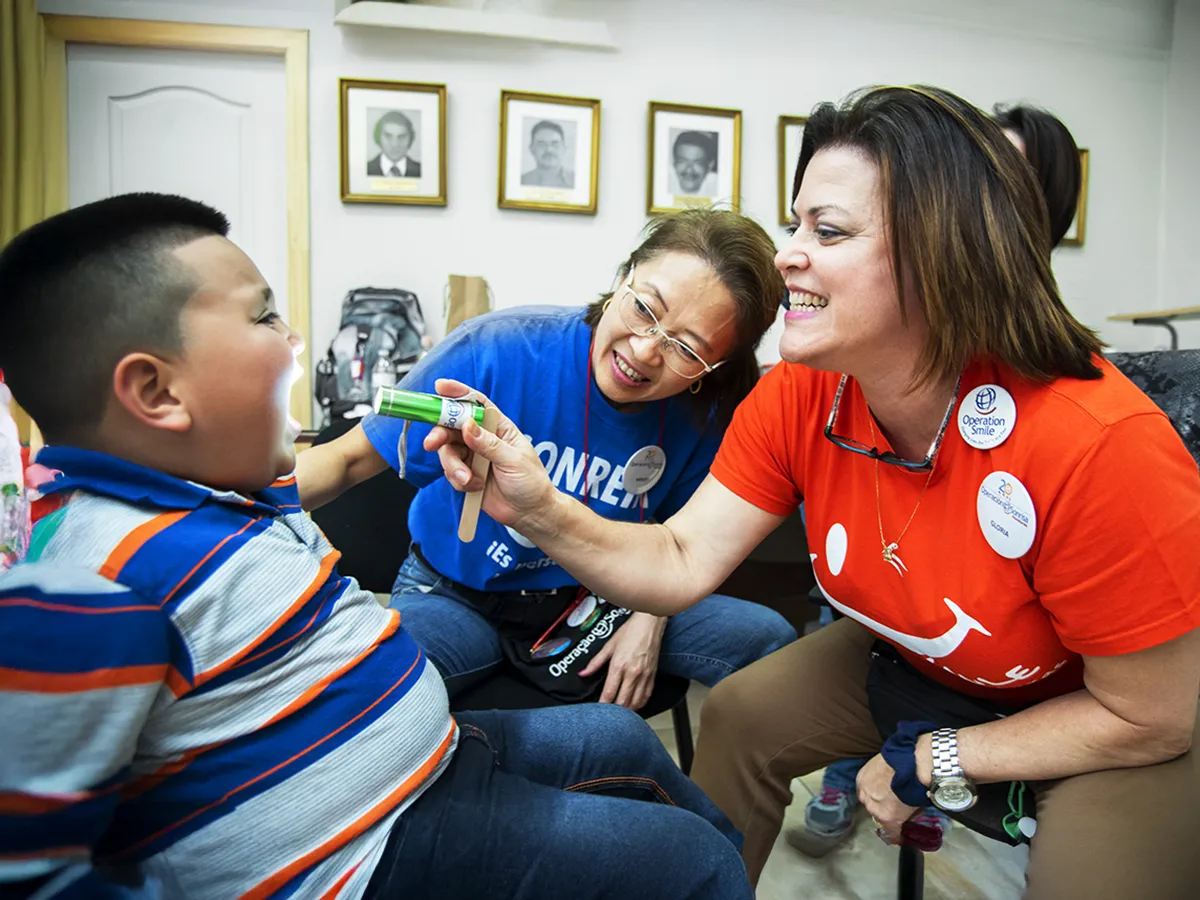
[0,194,750,900]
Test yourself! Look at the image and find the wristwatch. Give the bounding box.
[927,728,978,812]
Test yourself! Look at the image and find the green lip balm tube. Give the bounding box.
[372,386,486,430]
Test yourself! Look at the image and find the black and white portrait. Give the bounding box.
[647,102,741,214]
[777,115,808,225]
[366,107,422,178]
[340,79,446,206]
[520,117,578,189]
[667,128,719,197]
[500,91,600,215]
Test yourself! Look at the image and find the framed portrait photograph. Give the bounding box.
[498,90,601,214]
[646,102,741,215]
[777,115,808,226]
[1061,148,1089,247]
[340,78,447,206]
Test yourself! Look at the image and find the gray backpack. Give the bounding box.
[314,287,428,427]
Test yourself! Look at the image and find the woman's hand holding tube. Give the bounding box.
[425,379,557,532]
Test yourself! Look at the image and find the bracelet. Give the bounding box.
[880,720,936,808]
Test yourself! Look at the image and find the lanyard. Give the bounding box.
[583,340,666,522]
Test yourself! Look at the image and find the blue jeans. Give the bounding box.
[390,550,797,696]
[821,756,865,793]
[363,705,753,899]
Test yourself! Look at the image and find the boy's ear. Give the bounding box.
[111,352,192,433]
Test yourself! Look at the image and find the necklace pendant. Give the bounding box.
[882,542,899,562]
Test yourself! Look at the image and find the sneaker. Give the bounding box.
[785,786,858,858]
[900,808,950,853]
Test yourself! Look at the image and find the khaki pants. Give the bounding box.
[690,618,1200,898]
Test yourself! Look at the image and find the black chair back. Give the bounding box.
[1108,350,1200,466]
[308,418,416,594]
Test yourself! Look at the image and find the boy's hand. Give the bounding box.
[426,379,555,529]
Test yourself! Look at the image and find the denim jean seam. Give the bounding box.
[565,775,675,806]
[660,651,738,676]
[456,721,500,767]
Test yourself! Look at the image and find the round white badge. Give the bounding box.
[976,471,1037,559]
[623,445,667,495]
[958,384,1016,450]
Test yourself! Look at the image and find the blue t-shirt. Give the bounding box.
[362,306,724,592]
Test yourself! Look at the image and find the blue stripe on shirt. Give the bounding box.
[99,633,429,860]
[0,603,168,674]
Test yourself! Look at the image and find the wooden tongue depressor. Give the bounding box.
[458,406,501,542]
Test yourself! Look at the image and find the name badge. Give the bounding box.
[623,446,667,494]
[977,471,1036,558]
[958,384,1016,450]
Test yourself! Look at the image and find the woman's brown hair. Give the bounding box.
[793,85,1103,387]
[585,208,784,427]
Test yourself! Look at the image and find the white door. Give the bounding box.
[67,44,288,303]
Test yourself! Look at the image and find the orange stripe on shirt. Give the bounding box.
[0,663,166,693]
[99,511,190,581]
[0,846,89,862]
[0,781,123,815]
[161,516,262,606]
[191,548,341,688]
[114,646,424,859]
[0,597,158,615]
[271,475,297,487]
[317,861,363,900]
[125,612,399,800]
[240,720,457,900]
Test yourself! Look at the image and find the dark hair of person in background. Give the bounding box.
[672,131,716,165]
[585,209,783,428]
[790,86,1102,389]
[992,103,1082,248]
[530,120,565,143]
[0,193,230,444]
[374,110,414,147]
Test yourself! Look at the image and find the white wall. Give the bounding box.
[38,0,1188,363]
[1156,0,1200,350]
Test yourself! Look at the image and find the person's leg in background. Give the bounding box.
[690,618,883,885]
[656,593,797,687]
[364,704,754,900]
[785,755,866,857]
[1021,711,1200,900]
[389,550,503,696]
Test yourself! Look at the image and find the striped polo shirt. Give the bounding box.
[0,447,456,899]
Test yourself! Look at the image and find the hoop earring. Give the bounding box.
[690,378,703,394]
[602,296,613,313]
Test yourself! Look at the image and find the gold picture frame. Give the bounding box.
[646,101,742,215]
[340,78,447,206]
[777,115,808,226]
[498,90,601,214]
[1060,148,1089,247]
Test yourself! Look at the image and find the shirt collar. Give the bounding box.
[35,446,279,516]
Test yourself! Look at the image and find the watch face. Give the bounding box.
[932,779,977,813]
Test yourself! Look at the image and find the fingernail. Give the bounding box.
[456,469,470,485]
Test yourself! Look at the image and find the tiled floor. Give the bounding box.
[647,687,1028,900]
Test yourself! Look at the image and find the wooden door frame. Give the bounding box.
[40,15,314,427]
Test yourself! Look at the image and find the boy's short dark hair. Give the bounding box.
[0,193,229,443]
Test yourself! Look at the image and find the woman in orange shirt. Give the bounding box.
[427,85,1200,898]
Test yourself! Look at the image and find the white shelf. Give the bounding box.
[334,1,617,50]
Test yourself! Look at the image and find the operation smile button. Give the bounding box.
[958,384,1016,450]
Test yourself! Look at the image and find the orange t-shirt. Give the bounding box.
[712,357,1200,705]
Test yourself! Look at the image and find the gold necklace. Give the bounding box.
[869,415,936,576]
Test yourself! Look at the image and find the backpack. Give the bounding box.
[314,287,429,427]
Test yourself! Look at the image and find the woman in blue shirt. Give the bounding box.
[297,210,796,708]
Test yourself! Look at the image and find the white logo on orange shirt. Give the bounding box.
[812,522,993,660]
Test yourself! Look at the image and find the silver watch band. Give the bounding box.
[930,727,964,779]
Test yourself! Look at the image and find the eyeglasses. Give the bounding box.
[823,374,961,471]
[617,269,724,380]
